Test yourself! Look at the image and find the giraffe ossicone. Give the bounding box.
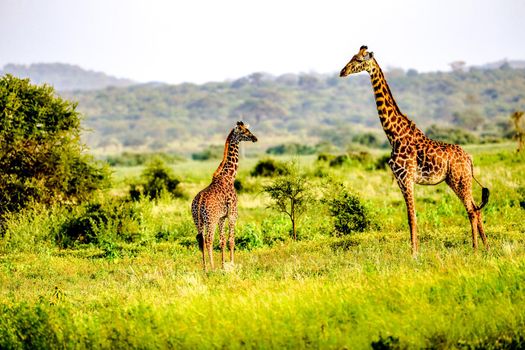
[340,45,490,255]
[191,121,258,271]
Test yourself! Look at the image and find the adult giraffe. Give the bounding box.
[192,121,257,271]
[340,45,489,255]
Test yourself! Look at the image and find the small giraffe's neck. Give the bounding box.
[212,130,239,183]
[369,59,422,145]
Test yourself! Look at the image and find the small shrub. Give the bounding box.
[251,158,289,177]
[325,185,378,235]
[317,153,336,163]
[236,223,264,250]
[129,158,183,200]
[329,154,349,167]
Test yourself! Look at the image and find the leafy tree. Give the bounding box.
[263,163,312,240]
[0,75,108,222]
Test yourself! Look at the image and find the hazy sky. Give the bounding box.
[1,0,523,84]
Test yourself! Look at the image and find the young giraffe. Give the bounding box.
[191,121,258,271]
[340,45,490,255]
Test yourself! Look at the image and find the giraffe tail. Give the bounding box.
[470,158,489,211]
[473,175,490,211]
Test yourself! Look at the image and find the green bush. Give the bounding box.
[236,223,264,250]
[191,145,224,161]
[129,158,183,200]
[266,143,317,155]
[352,132,388,149]
[425,124,479,144]
[373,154,391,170]
[250,158,289,177]
[58,199,139,247]
[0,75,109,223]
[318,152,374,168]
[325,185,378,235]
[105,152,183,167]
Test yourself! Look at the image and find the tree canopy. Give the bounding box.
[0,75,108,220]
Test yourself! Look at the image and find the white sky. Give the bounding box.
[1,0,524,84]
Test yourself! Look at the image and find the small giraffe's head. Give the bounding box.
[339,45,375,77]
[233,121,258,143]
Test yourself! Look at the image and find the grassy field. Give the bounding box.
[1,143,524,349]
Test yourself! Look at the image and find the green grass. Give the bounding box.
[1,143,524,349]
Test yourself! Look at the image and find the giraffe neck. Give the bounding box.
[212,131,239,183]
[369,59,422,145]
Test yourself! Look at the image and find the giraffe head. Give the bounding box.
[233,121,258,143]
[339,45,375,77]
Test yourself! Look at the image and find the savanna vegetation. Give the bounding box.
[1,73,525,349]
[52,64,525,154]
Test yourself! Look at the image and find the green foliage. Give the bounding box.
[129,158,183,200]
[58,199,139,247]
[0,75,109,222]
[352,132,388,149]
[266,143,318,155]
[105,152,183,167]
[425,124,479,144]
[325,184,378,235]
[236,223,264,250]
[317,151,374,168]
[191,145,223,161]
[374,153,391,170]
[250,158,289,177]
[263,163,313,240]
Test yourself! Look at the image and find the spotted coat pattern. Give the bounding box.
[191,122,257,271]
[340,46,489,255]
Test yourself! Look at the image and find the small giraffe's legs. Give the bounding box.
[205,222,215,270]
[197,230,207,272]
[228,214,237,264]
[218,217,227,268]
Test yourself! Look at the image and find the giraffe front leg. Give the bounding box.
[400,181,418,256]
[218,217,226,269]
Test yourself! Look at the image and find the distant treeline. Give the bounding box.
[45,65,525,153]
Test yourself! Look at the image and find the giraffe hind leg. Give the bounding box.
[446,177,479,250]
[205,222,216,270]
[218,217,227,268]
[476,210,489,250]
